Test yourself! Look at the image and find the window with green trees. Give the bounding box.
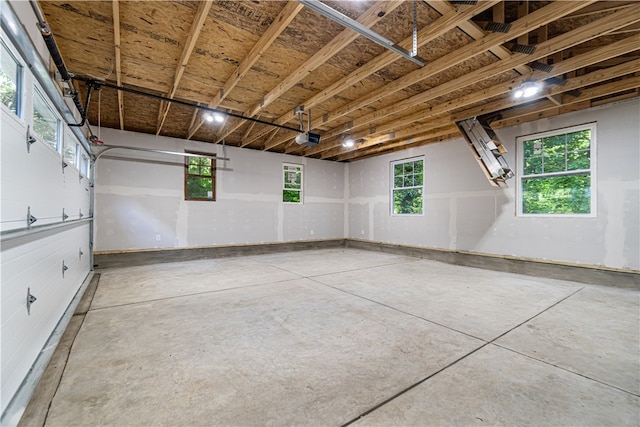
[283,163,303,203]
[517,124,595,216]
[0,40,21,116]
[391,157,424,215]
[33,87,60,152]
[185,152,215,201]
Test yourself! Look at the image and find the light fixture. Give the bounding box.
[513,81,542,99]
[204,112,225,123]
[342,135,355,148]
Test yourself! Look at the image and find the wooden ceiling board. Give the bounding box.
[36,0,640,162]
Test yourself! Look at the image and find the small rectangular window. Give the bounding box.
[0,40,22,116]
[64,130,78,168]
[80,152,90,178]
[391,157,424,215]
[185,151,215,201]
[283,163,303,204]
[517,123,596,216]
[33,87,60,152]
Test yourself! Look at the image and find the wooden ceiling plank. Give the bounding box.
[493,75,640,128]
[308,4,639,155]
[156,0,213,135]
[311,0,595,136]
[239,120,259,148]
[112,0,124,130]
[334,125,459,162]
[309,29,640,158]
[450,57,640,123]
[187,1,305,139]
[215,0,406,145]
[256,0,501,151]
[426,0,530,76]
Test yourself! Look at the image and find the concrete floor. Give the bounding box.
[23,248,640,426]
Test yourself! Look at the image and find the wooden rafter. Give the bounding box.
[112,0,124,130]
[215,0,407,144]
[156,0,213,135]
[186,1,304,140]
[269,0,594,153]
[251,0,501,151]
[306,5,640,160]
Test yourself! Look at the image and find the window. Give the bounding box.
[64,130,78,168]
[0,40,22,116]
[283,163,303,203]
[391,157,424,215]
[80,152,90,178]
[517,123,596,216]
[185,151,215,200]
[33,87,60,152]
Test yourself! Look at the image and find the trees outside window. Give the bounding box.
[185,152,215,201]
[33,87,60,152]
[0,40,21,116]
[517,123,596,216]
[283,164,303,203]
[391,157,424,215]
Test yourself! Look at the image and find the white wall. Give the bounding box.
[347,98,640,271]
[93,128,346,252]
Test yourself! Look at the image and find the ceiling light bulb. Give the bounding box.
[213,113,224,123]
[513,89,524,98]
[342,137,355,148]
[523,84,540,97]
[204,113,214,123]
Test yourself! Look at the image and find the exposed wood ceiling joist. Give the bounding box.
[37,0,640,162]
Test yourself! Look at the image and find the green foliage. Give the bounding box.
[283,165,302,203]
[522,174,590,214]
[33,91,59,150]
[521,129,592,215]
[0,71,17,113]
[283,190,301,203]
[187,177,212,199]
[186,156,214,199]
[393,159,423,214]
[393,188,423,214]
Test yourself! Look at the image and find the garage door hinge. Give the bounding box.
[27,287,37,315]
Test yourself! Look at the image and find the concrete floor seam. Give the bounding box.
[308,277,486,342]
[340,286,587,425]
[87,276,305,312]
[491,342,640,398]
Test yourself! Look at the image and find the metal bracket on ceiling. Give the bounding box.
[297,0,425,67]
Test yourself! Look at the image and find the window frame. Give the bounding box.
[0,38,23,118]
[63,129,78,170]
[282,163,303,204]
[516,123,597,218]
[32,84,61,154]
[184,150,216,201]
[390,156,425,216]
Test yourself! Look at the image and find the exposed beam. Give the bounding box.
[186,1,304,139]
[271,0,594,152]
[253,0,501,151]
[112,0,124,130]
[215,0,405,144]
[316,0,595,135]
[305,3,639,157]
[311,31,640,159]
[425,0,530,76]
[156,0,213,135]
[493,75,640,128]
